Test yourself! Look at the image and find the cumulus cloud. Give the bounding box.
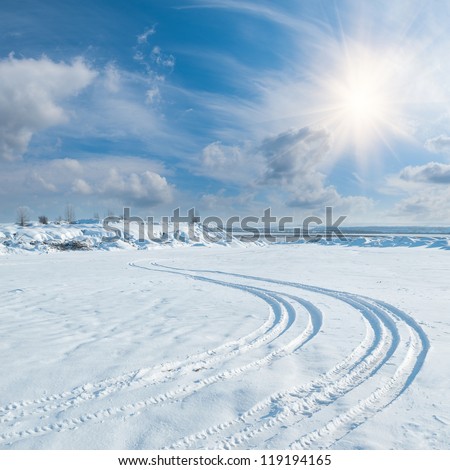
[386,162,450,222]
[72,178,93,195]
[196,127,332,191]
[0,55,97,161]
[286,185,339,209]
[196,127,373,215]
[197,141,265,184]
[100,167,173,205]
[0,157,174,215]
[393,188,450,221]
[52,157,83,173]
[257,127,342,208]
[399,162,450,184]
[425,135,450,156]
[261,127,331,185]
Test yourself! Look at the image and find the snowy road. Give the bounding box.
[0,245,448,449]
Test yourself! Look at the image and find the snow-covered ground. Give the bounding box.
[0,241,449,449]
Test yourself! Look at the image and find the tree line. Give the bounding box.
[16,205,82,226]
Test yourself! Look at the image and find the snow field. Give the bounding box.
[0,245,448,449]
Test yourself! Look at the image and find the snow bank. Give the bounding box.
[1,221,449,255]
[0,221,250,255]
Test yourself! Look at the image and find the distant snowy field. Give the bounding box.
[0,235,449,449]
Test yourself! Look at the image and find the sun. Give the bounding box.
[331,54,391,132]
[342,82,384,122]
[336,57,391,130]
[268,39,419,166]
[313,43,402,161]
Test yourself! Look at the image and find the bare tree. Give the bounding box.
[16,207,29,227]
[38,215,49,225]
[65,204,76,224]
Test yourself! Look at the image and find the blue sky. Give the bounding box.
[1,0,450,224]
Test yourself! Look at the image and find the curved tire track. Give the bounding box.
[0,263,320,445]
[154,264,429,450]
[0,261,428,449]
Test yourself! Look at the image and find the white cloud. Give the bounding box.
[72,178,93,195]
[0,55,96,161]
[52,157,83,173]
[137,26,156,44]
[101,167,173,205]
[104,63,121,93]
[133,27,176,110]
[393,189,450,222]
[197,141,265,185]
[199,190,256,214]
[399,162,450,184]
[385,162,450,222]
[196,127,333,195]
[425,135,450,156]
[31,173,57,193]
[260,127,334,208]
[175,1,302,30]
[151,47,175,69]
[261,127,331,185]
[195,127,373,216]
[286,185,340,209]
[0,156,174,217]
[259,127,360,210]
[145,87,160,104]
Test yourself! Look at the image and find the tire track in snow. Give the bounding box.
[2,261,427,449]
[166,281,393,449]
[0,266,320,445]
[290,299,430,450]
[0,273,293,423]
[156,265,428,450]
[204,297,398,450]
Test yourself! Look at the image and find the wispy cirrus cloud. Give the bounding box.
[137,26,156,44]
[133,26,175,106]
[174,0,304,30]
